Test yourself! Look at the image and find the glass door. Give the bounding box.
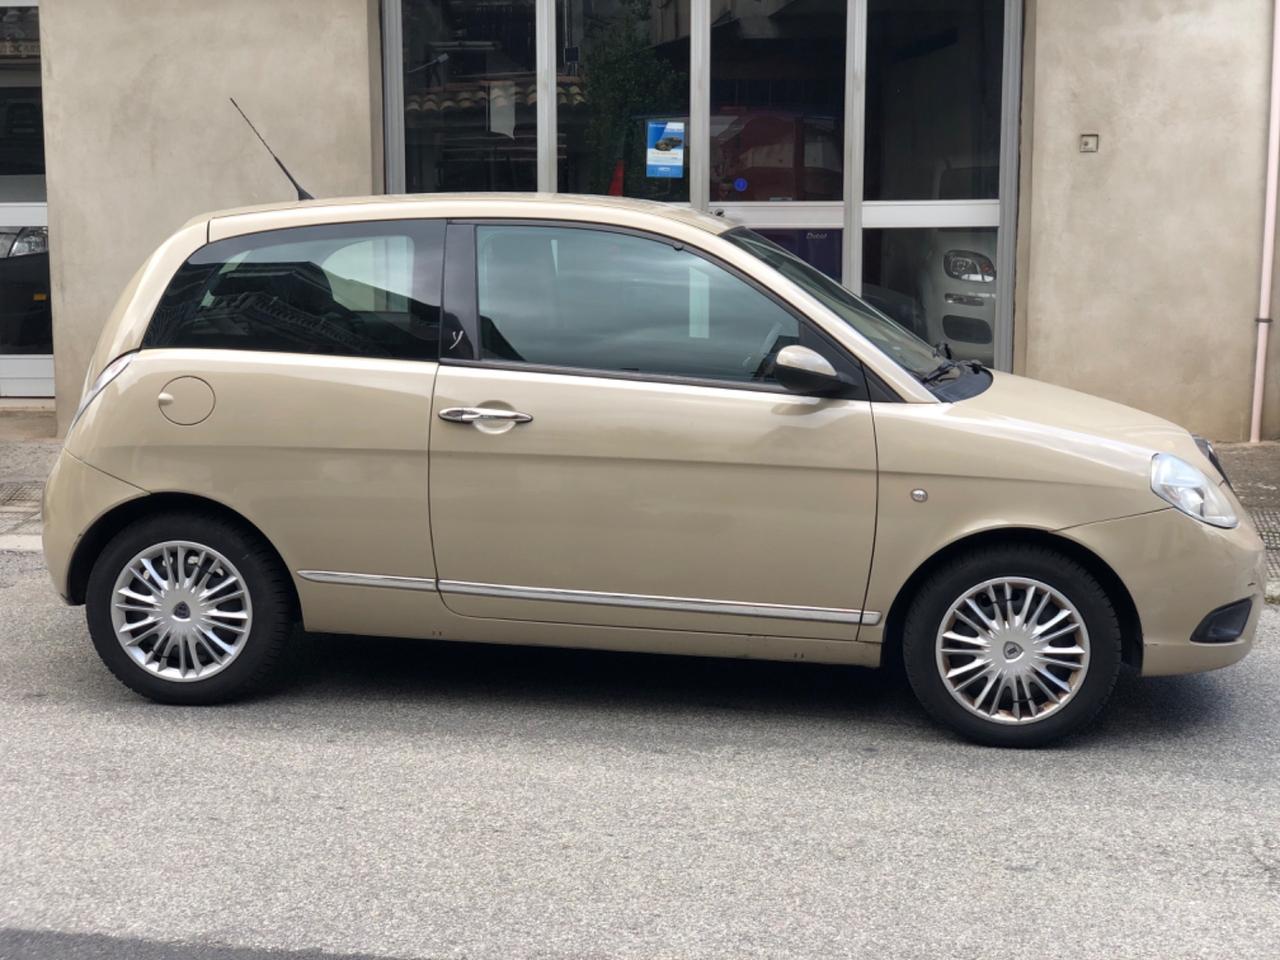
[385,0,1022,367]
[855,0,1013,367]
[0,1,50,397]
[705,0,846,280]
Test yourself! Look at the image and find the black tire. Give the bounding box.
[85,510,293,704]
[902,544,1122,748]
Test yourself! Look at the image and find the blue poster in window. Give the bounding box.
[646,120,685,178]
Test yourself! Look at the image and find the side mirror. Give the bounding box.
[773,344,846,397]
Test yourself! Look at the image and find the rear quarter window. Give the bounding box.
[144,220,444,361]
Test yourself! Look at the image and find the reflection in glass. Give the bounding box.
[556,0,690,201]
[476,224,800,381]
[147,223,443,361]
[402,0,538,192]
[710,0,845,202]
[865,0,1003,201]
[863,227,998,365]
[0,5,43,196]
[0,8,48,356]
[753,228,842,280]
[0,227,50,354]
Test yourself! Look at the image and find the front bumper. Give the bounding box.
[43,449,147,602]
[1062,507,1266,677]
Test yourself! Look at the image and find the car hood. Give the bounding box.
[955,370,1209,473]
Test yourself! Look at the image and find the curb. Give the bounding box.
[0,534,42,553]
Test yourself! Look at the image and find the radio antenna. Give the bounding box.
[229,97,314,201]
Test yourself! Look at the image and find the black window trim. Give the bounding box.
[440,217,901,402]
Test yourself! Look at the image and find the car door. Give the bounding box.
[427,221,879,641]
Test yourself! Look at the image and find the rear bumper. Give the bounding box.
[1061,508,1266,677]
[42,450,147,602]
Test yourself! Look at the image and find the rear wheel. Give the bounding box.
[86,511,292,704]
[902,545,1122,747]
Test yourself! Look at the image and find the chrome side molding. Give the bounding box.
[439,579,880,625]
[296,570,438,591]
[295,570,881,626]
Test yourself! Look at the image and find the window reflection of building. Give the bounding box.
[402,1,540,192]
[708,0,844,203]
[556,0,689,200]
[0,5,49,361]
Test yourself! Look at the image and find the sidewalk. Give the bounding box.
[0,407,59,552]
[1218,441,1280,603]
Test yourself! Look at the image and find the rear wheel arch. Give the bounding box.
[66,492,299,619]
[878,527,1142,674]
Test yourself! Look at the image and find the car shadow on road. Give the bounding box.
[0,928,406,960]
[276,630,1241,749]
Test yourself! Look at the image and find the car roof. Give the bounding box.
[202,192,732,240]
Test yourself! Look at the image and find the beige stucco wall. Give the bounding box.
[40,0,383,433]
[1021,0,1279,441]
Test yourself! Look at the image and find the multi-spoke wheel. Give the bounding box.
[903,545,1122,747]
[936,578,1089,724]
[86,512,292,704]
[111,541,253,682]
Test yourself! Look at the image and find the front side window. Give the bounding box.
[475,224,800,384]
[146,221,444,361]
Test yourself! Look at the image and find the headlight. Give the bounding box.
[1150,453,1237,528]
[943,250,995,283]
[69,353,134,431]
[9,226,47,258]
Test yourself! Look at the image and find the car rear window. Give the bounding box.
[143,220,444,362]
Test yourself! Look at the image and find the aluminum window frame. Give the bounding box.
[382,0,1023,369]
[0,0,51,397]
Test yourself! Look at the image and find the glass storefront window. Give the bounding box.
[556,0,690,201]
[0,7,49,363]
[864,0,1003,201]
[863,227,998,365]
[753,228,842,280]
[710,1,845,203]
[391,0,1016,368]
[0,225,49,354]
[402,0,538,192]
[0,5,43,197]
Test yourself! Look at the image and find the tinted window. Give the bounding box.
[475,225,800,384]
[145,221,444,361]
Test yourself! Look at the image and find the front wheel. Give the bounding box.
[85,511,293,704]
[902,545,1122,747]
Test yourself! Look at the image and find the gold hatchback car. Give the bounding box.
[43,195,1266,746]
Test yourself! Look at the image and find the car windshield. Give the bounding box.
[723,227,943,380]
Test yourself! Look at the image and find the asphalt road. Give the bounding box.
[1,549,1278,960]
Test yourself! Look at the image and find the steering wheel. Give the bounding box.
[741,320,786,381]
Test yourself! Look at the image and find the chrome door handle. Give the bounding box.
[438,406,533,424]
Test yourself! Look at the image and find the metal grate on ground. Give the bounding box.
[1252,507,1280,584]
[0,481,40,506]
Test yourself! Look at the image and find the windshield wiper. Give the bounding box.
[919,359,958,384]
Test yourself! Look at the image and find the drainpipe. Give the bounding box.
[1250,0,1280,442]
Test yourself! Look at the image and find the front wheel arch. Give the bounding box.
[66,492,299,620]
[878,528,1142,674]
